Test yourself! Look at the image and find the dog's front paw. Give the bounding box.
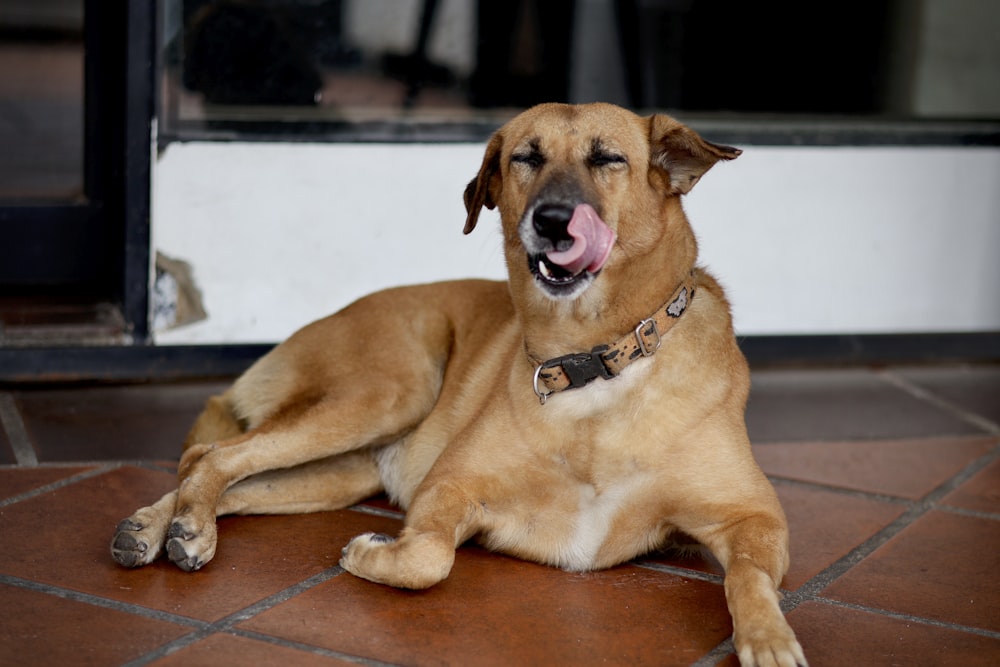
[111,518,163,568]
[735,621,807,667]
[110,496,178,568]
[340,530,455,589]
[339,532,394,579]
[165,515,217,572]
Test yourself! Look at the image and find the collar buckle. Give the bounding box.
[550,345,613,389]
[534,344,612,404]
[634,318,661,357]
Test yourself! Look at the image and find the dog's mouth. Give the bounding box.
[528,253,596,292]
[523,203,615,299]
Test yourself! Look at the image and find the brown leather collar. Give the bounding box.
[530,272,696,404]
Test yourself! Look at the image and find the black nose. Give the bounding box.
[532,203,574,245]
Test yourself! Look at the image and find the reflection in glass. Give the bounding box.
[160,0,1000,140]
[0,3,84,200]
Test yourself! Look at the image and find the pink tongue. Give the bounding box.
[545,204,616,274]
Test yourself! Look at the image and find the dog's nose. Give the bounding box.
[532,203,574,244]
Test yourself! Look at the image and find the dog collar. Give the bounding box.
[530,272,696,405]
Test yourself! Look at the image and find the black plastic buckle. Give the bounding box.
[544,345,612,389]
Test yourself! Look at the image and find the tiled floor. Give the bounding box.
[1,363,998,666]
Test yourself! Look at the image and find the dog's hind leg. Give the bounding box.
[111,450,382,567]
[111,391,246,568]
[216,450,383,516]
[164,362,440,572]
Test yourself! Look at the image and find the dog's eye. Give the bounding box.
[589,152,628,168]
[511,151,545,169]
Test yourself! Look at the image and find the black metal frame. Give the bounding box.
[1,333,997,384]
[158,115,1000,149]
[0,1,154,340]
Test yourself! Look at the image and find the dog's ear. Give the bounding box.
[463,133,503,234]
[648,114,741,195]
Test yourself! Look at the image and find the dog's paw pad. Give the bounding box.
[164,519,215,572]
[166,538,204,572]
[340,532,394,559]
[115,518,144,533]
[111,533,146,567]
[111,519,153,568]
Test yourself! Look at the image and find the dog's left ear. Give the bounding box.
[463,133,503,234]
[648,114,741,195]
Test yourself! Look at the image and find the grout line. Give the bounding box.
[784,439,1000,603]
[348,503,406,521]
[228,628,404,666]
[0,573,206,629]
[633,560,724,585]
[766,474,914,506]
[119,630,206,667]
[0,391,37,466]
[790,504,924,600]
[691,638,735,667]
[796,596,1000,640]
[876,368,1000,435]
[0,463,120,508]
[937,503,1000,522]
[123,566,348,667]
[214,566,347,626]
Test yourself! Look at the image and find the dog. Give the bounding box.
[112,103,806,667]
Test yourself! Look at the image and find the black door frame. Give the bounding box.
[0,0,153,341]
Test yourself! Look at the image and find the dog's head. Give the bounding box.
[464,103,740,304]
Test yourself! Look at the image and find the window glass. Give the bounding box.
[0,1,84,199]
[160,0,1000,142]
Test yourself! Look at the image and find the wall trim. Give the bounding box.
[1,333,996,384]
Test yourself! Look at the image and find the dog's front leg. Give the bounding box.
[701,513,807,667]
[340,481,478,589]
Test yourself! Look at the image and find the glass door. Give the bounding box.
[0,1,153,345]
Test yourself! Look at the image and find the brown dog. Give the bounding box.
[112,103,805,667]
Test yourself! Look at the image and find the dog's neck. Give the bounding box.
[526,271,696,404]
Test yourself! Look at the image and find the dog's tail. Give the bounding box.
[182,392,244,450]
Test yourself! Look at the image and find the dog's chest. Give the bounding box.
[529,439,658,567]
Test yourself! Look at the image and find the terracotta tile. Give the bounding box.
[149,633,358,667]
[639,539,725,581]
[746,368,984,443]
[775,483,904,590]
[0,465,94,501]
[714,599,1000,666]
[753,436,997,499]
[942,457,1000,514]
[893,364,1000,427]
[0,465,403,622]
[640,483,903,591]
[789,601,1000,667]
[823,511,1000,632]
[15,381,229,462]
[0,584,191,666]
[242,545,732,667]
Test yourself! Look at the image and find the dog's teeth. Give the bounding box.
[538,260,553,279]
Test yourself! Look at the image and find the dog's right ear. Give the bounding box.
[463,133,503,234]
[648,114,741,196]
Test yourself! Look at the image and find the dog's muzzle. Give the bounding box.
[521,203,616,299]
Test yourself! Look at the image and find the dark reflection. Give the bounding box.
[161,0,998,138]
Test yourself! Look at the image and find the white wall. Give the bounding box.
[152,141,1000,344]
